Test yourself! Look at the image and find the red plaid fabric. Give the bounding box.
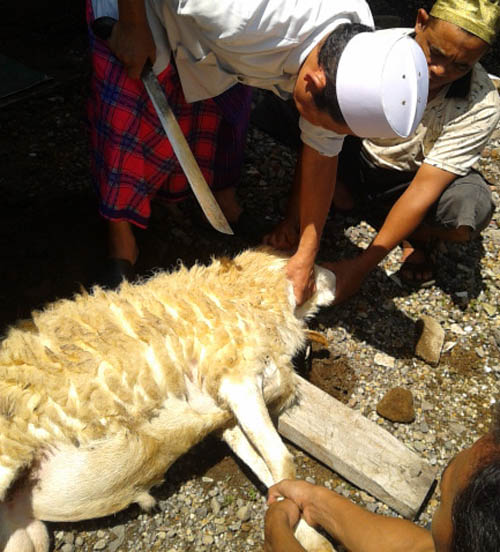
[86,0,252,228]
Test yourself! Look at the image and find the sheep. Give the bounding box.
[0,247,336,552]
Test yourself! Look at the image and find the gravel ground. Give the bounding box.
[1,2,500,551]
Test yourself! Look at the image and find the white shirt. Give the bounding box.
[92,0,375,156]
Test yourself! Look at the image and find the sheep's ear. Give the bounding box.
[314,266,336,307]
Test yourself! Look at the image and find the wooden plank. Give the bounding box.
[278,376,437,519]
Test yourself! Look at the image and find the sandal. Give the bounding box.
[396,240,436,289]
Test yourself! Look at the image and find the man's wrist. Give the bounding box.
[358,242,390,272]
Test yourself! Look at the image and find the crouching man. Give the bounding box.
[266,0,500,299]
[264,402,500,552]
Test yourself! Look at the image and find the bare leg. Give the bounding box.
[331,179,354,212]
[213,186,243,223]
[264,162,300,250]
[107,220,139,264]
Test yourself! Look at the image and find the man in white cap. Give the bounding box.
[88,0,427,295]
[281,0,499,301]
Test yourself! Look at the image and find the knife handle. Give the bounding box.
[91,16,117,41]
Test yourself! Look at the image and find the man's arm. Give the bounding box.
[107,0,156,79]
[328,163,456,303]
[266,480,435,552]
[286,144,338,305]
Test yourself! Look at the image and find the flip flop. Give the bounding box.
[397,241,436,289]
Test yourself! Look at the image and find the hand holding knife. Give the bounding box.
[92,16,234,235]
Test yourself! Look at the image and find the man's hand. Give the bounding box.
[322,257,369,305]
[267,479,319,527]
[263,218,299,251]
[286,253,316,306]
[264,498,305,552]
[109,19,156,79]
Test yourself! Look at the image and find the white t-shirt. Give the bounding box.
[92,0,375,156]
[362,63,500,176]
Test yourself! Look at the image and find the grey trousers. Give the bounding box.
[338,137,495,236]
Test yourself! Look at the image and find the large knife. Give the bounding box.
[92,17,233,235]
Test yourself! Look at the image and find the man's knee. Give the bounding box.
[434,173,494,237]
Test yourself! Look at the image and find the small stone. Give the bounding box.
[211,497,221,515]
[450,323,466,336]
[237,505,251,521]
[491,328,500,348]
[374,352,395,368]
[376,388,416,423]
[202,534,214,545]
[359,491,375,503]
[449,422,466,435]
[413,441,426,452]
[111,525,125,540]
[61,544,74,552]
[93,540,107,551]
[443,341,457,352]
[482,303,497,317]
[415,316,445,366]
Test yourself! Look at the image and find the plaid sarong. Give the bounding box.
[86,0,252,228]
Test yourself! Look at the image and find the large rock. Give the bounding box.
[415,315,445,366]
[376,388,415,423]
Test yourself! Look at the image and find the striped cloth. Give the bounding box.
[86,0,252,228]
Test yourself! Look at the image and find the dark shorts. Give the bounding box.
[86,0,252,228]
[338,136,495,236]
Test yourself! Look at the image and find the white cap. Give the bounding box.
[336,29,428,138]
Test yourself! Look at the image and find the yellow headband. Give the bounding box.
[430,0,500,44]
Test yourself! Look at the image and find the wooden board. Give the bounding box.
[278,376,437,519]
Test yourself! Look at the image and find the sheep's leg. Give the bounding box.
[221,425,274,487]
[0,495,50,552]
[219,376,335,552]
[219,376,295,483]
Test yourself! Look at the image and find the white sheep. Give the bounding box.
[0,247,336,551]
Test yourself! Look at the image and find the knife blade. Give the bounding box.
[91,17,233,235]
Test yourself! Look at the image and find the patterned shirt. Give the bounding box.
[362,62,500,176]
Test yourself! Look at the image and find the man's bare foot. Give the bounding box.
[398,240,435,287]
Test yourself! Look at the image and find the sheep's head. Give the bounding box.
[293,265,336,320]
